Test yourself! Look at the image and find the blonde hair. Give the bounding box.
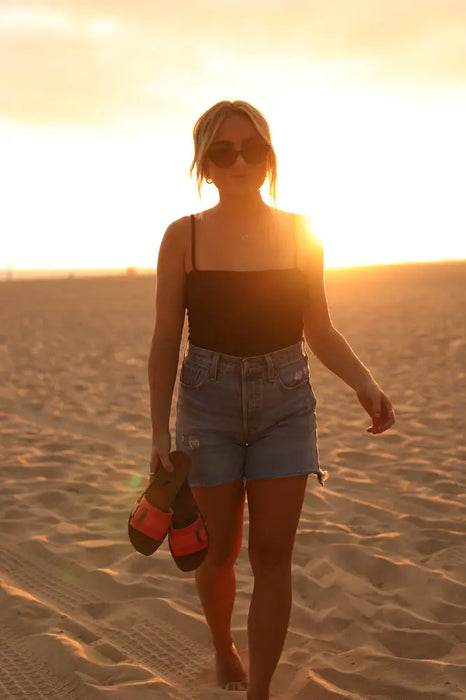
[190,100,277,203]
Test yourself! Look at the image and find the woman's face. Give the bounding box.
[205,114,269,197]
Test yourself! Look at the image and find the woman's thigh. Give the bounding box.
[192,480,246,566]
[246,475,308,573]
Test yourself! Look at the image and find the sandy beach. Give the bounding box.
[0,260,465,699]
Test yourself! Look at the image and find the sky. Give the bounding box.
[1,0,466,273]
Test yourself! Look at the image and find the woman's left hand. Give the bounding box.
[356,380,395,434]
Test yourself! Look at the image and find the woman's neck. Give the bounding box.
[215,193,268,221]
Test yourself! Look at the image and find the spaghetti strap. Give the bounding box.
[190,214,196,271]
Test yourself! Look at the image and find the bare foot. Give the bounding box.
[215,644,248,691]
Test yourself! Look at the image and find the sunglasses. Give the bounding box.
[206,142,270,168]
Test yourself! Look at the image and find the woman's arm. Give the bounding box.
[148,217,188,472]
[297,216,395,433]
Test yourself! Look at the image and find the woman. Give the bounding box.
[148,100,395,700]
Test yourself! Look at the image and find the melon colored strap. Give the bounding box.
[170,515,209,557]
[129,496,172,540]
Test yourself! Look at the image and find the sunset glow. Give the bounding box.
[1,1,465,275]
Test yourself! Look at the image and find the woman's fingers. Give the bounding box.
[366,395,395,434]
[159,451,174,472]
[149,453,173,480]
[356,384,395,434]
[149,436,174,478]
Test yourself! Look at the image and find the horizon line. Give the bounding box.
[1,258,465,282]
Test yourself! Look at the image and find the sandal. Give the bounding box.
[169,480,209,571]
[128,451,191,556]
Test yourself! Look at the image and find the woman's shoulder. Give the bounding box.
[292,212,322,246]
[273,209,322,245]
[157,216,193,268]
[161,215,194,249]
[272,207,314,228]
[164,209,214,236]
[278,210,323,272]
[164,214,192,236]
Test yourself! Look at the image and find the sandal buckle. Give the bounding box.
[195,523,208,545]
[131,503,148,523]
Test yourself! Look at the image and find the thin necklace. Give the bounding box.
[240,214,274,241]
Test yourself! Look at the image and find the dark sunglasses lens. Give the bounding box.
[242,143,270,164]
[207,147,237,167]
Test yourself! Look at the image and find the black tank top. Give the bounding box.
[185,215,308,356]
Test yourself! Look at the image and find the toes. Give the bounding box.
[223,680,248,691]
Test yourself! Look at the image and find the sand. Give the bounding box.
[0,261,465,699]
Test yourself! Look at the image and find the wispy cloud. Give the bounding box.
[1,0,465,125]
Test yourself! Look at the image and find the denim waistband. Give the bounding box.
[184,341,306,380]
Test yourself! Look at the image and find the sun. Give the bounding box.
[269,89,465,268]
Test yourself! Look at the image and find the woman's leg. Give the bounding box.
[192,479,247,690]
[246,475,308,700]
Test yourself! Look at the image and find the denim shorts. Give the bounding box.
[175,341,327,487]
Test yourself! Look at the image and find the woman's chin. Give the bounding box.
[218,176,265,197]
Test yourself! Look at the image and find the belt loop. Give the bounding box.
[209,352,219,381]
[265,353,274,382]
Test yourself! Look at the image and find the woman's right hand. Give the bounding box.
[149,432,174,480]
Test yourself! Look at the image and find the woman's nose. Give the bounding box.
[233,152,246,165]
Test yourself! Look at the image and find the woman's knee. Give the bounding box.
[206,533,243,568]
[248,543,293,577]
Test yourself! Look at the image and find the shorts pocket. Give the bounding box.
[276,358,310,390]
[179,361,209,389]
